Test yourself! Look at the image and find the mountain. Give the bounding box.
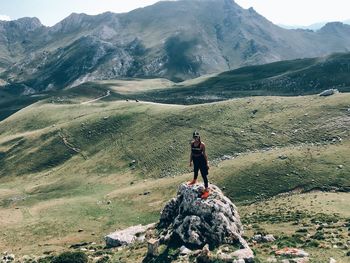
[0,17,44,70]
[1,0,350,93]
[119,52,350,104]
[1,51,350,122]
[279,19,350,30]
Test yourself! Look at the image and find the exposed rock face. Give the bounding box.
[158,183,248,249]
[3,0,350,91]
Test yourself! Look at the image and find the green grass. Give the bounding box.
[0,86,349,258]
[126,52,350,104]
[2,92,349,179]
[215,141,350,202]
[240,192,350,263]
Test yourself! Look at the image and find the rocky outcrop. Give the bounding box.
[158,183,249,249]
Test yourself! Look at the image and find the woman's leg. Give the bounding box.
[202,173,209,189]
[193,159,199,181]
[199,158,209,189]
[188,159,199,185]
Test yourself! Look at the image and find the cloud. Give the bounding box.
[0,15,11,21]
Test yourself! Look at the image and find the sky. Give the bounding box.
[0,0,349,27]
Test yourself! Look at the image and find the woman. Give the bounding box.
[188,131,210,199]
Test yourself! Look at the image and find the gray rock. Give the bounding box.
[252,234,262,242]
[221,155,232,161]
[105,223,154,247]
[329,258,336,263]
[263,234,276,242]
[179,245,192,255]
[232,248,254,261]
[319,89,339,96]
[276,248,309,257]
[158,183,249,249]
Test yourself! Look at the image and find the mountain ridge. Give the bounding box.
[1,0,350,92]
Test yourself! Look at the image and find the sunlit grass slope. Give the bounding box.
[0,88,349,256]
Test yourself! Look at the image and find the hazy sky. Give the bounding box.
[0,0,349,27]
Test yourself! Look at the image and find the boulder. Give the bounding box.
[252,234,262,242]
[105,223,154,247]
[276,248,309,257]
[232,248,254,262]
[253,234,275,243]
[319,89,339,96]
[263,234,276,242]
[158,183,249,249]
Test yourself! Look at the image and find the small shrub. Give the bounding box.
[37,256,54,263]
[275,235,303,247]
[52,251,88,263]
[296,228,308,233]
[305,240,320,247]
[311,231,325,240]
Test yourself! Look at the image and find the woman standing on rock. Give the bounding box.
[188,131,210,199]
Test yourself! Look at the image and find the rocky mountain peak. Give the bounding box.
[318,22,350,34]
[50,12,90,33]
[2,0,350,90]
[4,17,43,31]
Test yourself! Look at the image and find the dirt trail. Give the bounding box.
[81,90,111,105]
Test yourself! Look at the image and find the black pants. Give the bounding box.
[193,155,209,188]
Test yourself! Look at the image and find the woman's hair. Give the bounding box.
[192,130,201,144]
[193,131,200,138]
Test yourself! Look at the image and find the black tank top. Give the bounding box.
[191,142,203,157]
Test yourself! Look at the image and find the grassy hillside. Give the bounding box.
[2,52,350,122]
[129,52,350,104]
[0,88,42,122]
[0,87,349,258]
[1,89,349,179]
